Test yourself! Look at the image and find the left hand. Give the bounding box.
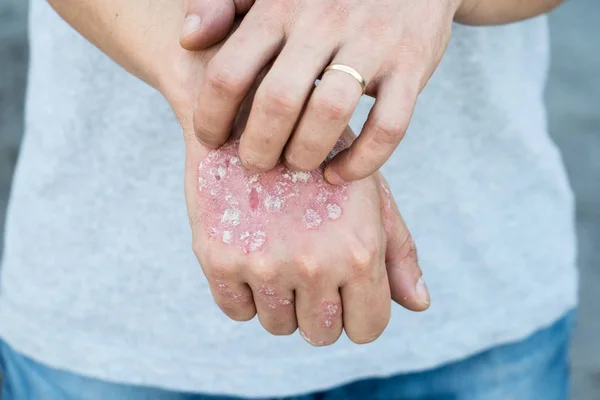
[180,0,461,184]
[165,19,430,346]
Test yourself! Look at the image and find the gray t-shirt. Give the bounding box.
[0,0,578,397]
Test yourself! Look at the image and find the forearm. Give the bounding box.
[456,0,564,25]
[47,0,185,91]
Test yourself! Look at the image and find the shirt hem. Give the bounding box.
[0,294,577,398]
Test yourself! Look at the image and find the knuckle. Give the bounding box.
[196,245,237,279]
[363,15,391,38]
[295,256,324,283]
[351,245,377,270]
[297,138,324,155]
[193,122,222,147]
[256,85,301,117]
[205,63,247,98]
[314,94,354,121]
[257,6,288,35]
[321,0,351,28]
[399,234,419,264]
[396,41,428,65]
[250,259,280,284]
[370,118,406,146]
[206,259,236,281]
[191,237,204,260]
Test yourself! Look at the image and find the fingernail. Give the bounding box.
[324,168,346,186]
[182,14,202,38]
[416,277,431,305]
[299,329,314,345]
[299,329,326,346]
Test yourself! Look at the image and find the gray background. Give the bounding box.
[0,0,598,398]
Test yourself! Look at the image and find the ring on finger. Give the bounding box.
[323,64,367,94]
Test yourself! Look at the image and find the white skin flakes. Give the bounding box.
[198,141,349,253]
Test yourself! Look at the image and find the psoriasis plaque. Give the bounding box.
[198,141,349,253]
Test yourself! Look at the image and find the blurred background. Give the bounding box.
[0,0,598,398]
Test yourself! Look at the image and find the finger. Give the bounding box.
[284,46,382,172]
[180,0,236,50]
[294,263,343,346]
[324,74,420,185]
[378,176,430,311]
[193,6,284,147]
[247,267,297,335]
[239,31,334,172]
[181,0,256,50]
[232,0,255,14]
[209,279,257,321]
[196,244,258,321]
[340,247,391,344]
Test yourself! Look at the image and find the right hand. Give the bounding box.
[161,12,430,346]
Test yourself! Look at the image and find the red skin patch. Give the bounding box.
[198,141,349,253]
[321,301,341,329]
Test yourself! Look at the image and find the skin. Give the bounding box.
[180,0,566,185]
[48,0,429,346]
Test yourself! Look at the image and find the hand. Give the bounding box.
[48,0,429,345]
[181,0,461,185]
[186,128,429,346]
[162,32,430,346]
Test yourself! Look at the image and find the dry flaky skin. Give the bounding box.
[198,140,351,254]
[44,0,428,348]
[183,128,427,346]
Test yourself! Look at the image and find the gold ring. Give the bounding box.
[323,64,366,94]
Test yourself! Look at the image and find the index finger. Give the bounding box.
[192,5,284,147]
[324,77,419,185]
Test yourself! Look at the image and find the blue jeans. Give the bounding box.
[0,311,574,400]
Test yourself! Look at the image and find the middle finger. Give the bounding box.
[239,28,336,172]
[247,271,298,336]
[284,42,383,171]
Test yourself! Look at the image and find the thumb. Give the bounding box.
[180,0,237,51]
[377,174,430,311]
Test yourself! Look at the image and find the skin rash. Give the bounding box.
[198,140,350,253]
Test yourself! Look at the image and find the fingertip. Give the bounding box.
[325,148,377,185]
[181,14,203,44]
[283,153,319,173]
[324,166,347,186]
[180,33,207,52]
[180,0,236,50]
[240,154,275,173]
[415,276,431,307]
[226,307,258,322]
[194,133,222,150]
[390,274,431,312]
[179,24,226,51]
